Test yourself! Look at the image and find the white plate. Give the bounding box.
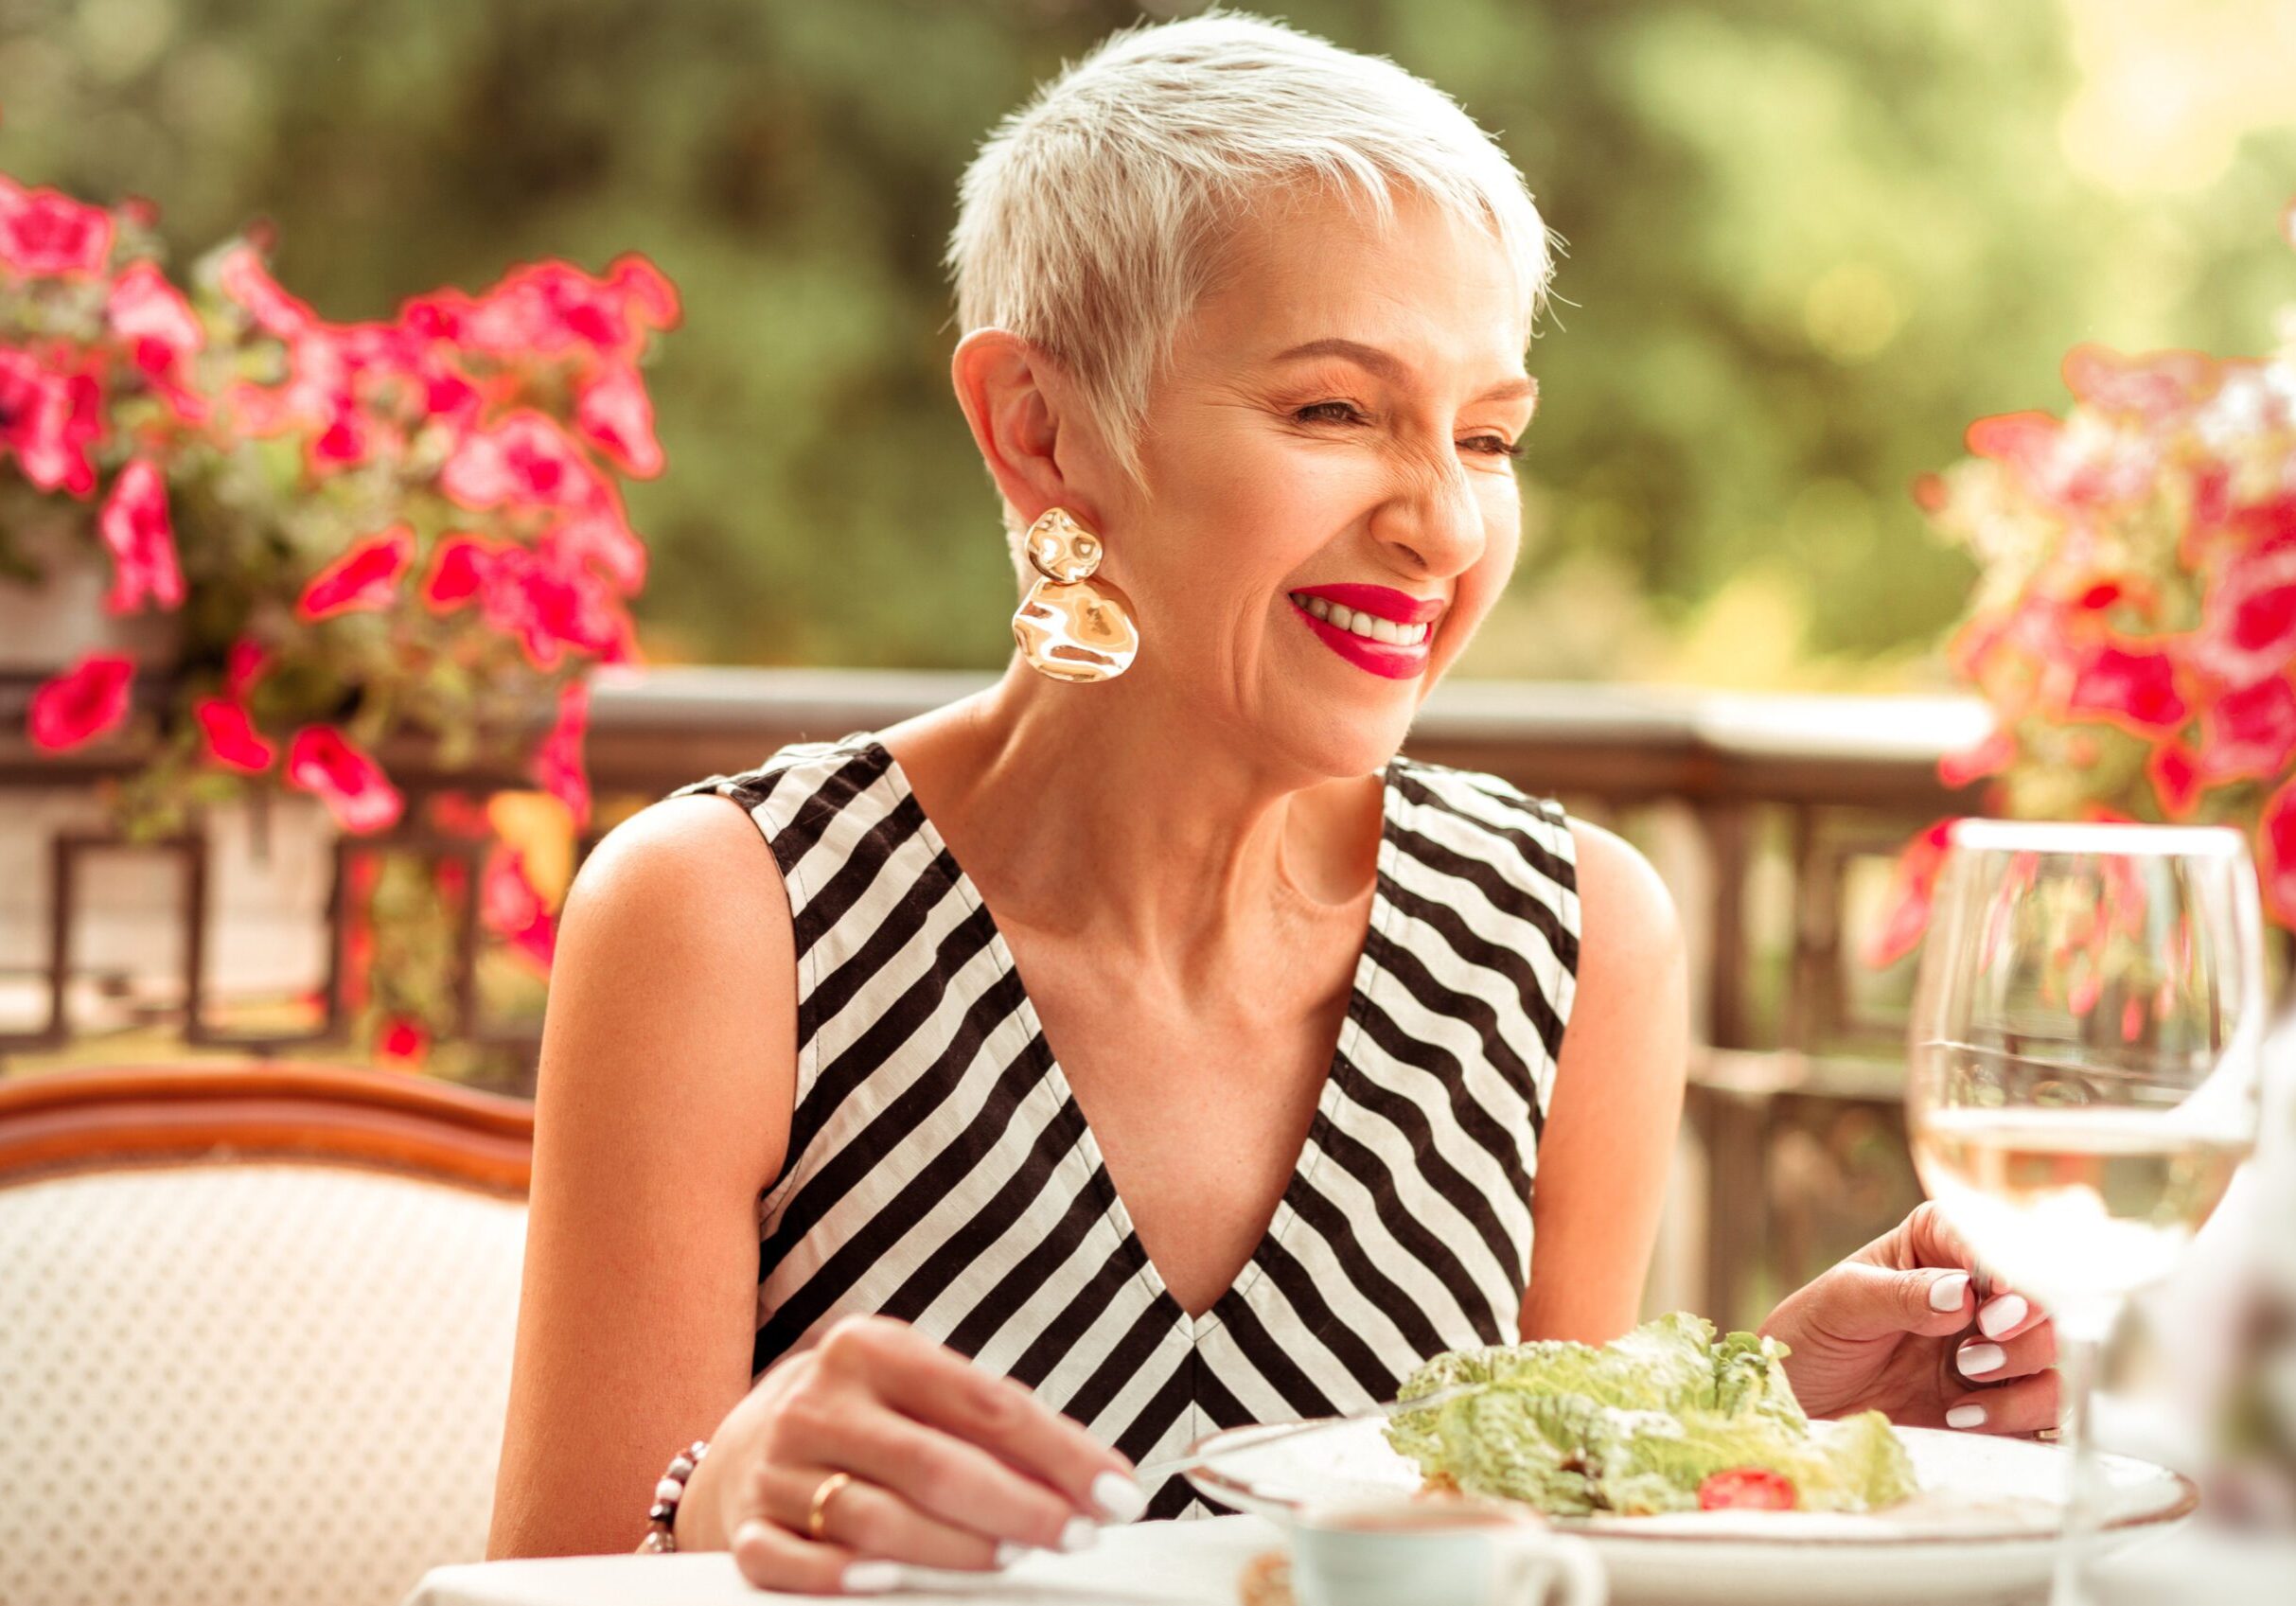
[1181,1419,2198,1605]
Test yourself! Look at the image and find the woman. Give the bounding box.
[490,11,2057,1594]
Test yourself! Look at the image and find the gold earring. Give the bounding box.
[1011,508,1139,682]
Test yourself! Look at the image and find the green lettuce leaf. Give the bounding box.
[1385,1314,1917,1517]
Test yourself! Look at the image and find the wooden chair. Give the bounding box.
[0,1065,534,1606]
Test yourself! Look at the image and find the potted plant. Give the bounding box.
[0,168,678,1080]
[1872,201,2296,964]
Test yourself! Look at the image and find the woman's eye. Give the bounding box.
[1294,400,1365,426]
[1463,434,1524,459]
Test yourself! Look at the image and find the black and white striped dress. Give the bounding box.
[668,733,1580,1517]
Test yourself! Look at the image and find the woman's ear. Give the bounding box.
[951,328,1101,530]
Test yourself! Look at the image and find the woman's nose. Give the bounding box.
[1369,453,1486,577]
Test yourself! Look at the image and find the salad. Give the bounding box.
[1385,1313,1917,1517]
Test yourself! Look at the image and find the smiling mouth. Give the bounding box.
[1285,591,1433,646]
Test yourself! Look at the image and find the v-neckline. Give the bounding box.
[866,737,1398,1340]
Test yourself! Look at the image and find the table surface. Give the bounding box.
[406,1515,1285,1606]
[407,1514,2296,1606]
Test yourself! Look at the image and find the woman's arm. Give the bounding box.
[488,794,1137,1583]
[1517,821,1688,1344]
[488,795,799,1558]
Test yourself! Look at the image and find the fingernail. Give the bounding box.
[1957,1342,2006,1377]
[993,1541,1026,1568]
[1946,1403,1987,1430]
[1090,1470,1148,1523]
[1928,1272,1971,1313]
[841,1560,903,1595]
[1978,1295,2027,1338]
[1059,1514,1100,1553]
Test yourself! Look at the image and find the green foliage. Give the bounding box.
[5,0,2291,683]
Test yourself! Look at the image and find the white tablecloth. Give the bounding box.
[404,1515,1285,1606]
[406,1516,2296,1606]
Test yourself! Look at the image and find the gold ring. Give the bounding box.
[806,1471,854,1542]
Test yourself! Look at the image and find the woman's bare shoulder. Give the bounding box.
[539,792,800,1189]
[1565,818,1681,972]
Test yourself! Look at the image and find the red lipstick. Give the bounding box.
[1285,584,1444,680]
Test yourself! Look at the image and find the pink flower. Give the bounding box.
[97,460,184,615]
[1938,728,2015,790]
[0,347,102,496]
[2261,778,2296,927]
[107,262,203,355]
[441,411,608,511]
[2199,674,2296,784]
[223,638,271,700]
[106,262,207,419]
[1863,819,1957,969]
[0,176,114,275]
[27,654,134,750]
[285,726,403,835]
[2060,344,2218,426]
[2066,643,2188,734]
[609,255,680,332]
[574,360,663,477]
[543,503,647,593]
[532,679,592,829]
[412,256,679,364]
[2146,740,2202,820]
[195,698,275,773]
[421,533,496,611]
[482,847,556,973]
[2195,549,2296,691]
[216,241,316,341]
[479,547,632,670]
[376,1015,431,1068]
[296,523,414,621]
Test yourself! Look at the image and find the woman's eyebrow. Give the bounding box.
[1270,337,1537,403]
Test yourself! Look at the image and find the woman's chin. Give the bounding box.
[1253,688,1420,780]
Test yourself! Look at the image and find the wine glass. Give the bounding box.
[1906,819,2267,1605]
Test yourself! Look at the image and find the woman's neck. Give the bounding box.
[880,663,1381,978]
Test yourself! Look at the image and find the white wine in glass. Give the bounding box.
[1906,820,2266,1605]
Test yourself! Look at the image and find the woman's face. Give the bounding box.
[1102,185,1536,780]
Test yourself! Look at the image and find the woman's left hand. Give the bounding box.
[1759,1202,2059,1435]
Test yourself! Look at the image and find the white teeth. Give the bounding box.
[1290,592,1434,648]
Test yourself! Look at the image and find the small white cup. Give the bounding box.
[1287,1495,1606,1606]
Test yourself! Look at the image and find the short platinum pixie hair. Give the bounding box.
[947,9,1557,499]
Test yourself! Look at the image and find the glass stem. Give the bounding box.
[2048,1308,2115,1606]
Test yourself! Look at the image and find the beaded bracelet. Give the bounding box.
[636,1439,711,1553]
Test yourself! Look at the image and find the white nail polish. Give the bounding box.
[841,1560,903,1595]
[1928,1272,1970,1313]
[1090,1470,1148,1523]
[1978,1295,2027,1339]
[1957,1342,2006,1376]
[1946,1403,1987,1430]
[1059,1514,1100,1553]
[993,1541,1026,1568]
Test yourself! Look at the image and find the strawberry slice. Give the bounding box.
[1697,1468,1797,1510]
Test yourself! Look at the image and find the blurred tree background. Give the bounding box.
[3,0,2292,688]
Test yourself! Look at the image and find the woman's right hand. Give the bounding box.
[682,1315,1146,1595]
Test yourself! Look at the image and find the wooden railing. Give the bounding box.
[0,665,1988,1325]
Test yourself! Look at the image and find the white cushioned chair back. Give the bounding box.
[0,1162,526,1606]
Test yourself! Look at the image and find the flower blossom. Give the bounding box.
[27,654,134,750]
[531,679,592,829]
[195,698,275,773]
[97,460,185,614]
[286,726,404,835]
[0,176,114,275]
[297,523,415,621]
[0,346,102,495]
